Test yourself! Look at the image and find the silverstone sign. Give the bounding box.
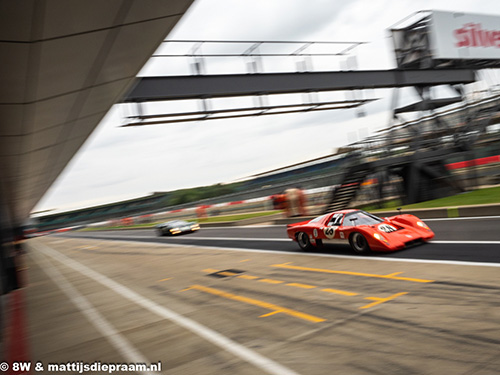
[429,11,500,60]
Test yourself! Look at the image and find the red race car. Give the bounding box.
[287,209,434,254]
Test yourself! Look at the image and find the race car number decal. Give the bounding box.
[323,227,335,239]
[378,224,397,233]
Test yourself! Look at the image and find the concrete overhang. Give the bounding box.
[0,0,194,225]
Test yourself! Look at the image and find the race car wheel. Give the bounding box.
[156,229,164,236]
[297,232,313,251]
[349,232,370,254]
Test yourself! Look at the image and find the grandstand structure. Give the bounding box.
[32,10,500,230]
[323,10,500,212]
[34,91,500,231]
[324,92,500,212]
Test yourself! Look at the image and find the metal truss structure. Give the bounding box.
[119,35,499,208]
[122,41,475,127]
[123,99,377,126]
[122,40,376,125]
[122,68,475,127]
[124,69,475,102]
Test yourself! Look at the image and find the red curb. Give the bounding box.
[6,288,31,374]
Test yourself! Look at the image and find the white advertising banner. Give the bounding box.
[429,11,500,60]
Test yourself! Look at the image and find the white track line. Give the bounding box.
[78,234,290,242]
[424,216,500,221]
[95,234,500,246]
[159,236,290,242]
[30,249,158,375]
[201,216,500,226]
[59,235,500,267]
[31,241,301,375]
[431,240,500,244]
[153,242,500,267]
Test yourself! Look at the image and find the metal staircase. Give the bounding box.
[324,164,369,212]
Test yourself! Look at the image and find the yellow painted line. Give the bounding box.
[185,285,325,323]
[158,278,172,282]
[386,272,403,277]
[203,268,219,273]
[259,278,284,284]
[239,259,251,263]
[286,283,316,289]
[75,245,98,250]
[321,288,358,297]
[237,275,259,280]
[259,311,282,318]
[272,263,434,283]
[360,292,408,309]
[218,271,238,277]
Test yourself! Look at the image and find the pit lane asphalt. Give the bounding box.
[60,216,500,264]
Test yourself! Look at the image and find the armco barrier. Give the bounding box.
[457,204,500,217]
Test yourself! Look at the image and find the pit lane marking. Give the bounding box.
[59,235,500,267]
[361,292,408,309]
[183,285,325,323]
[33,241,302,375]
[322,288,358,297]
[202,269,356,294]
[75,245,99,250]
[218,271,241,277]
[259,278,285,284]
[238,274,259,280]
[30,249,158,375]
[272,262,434,283]
[286,283,316,289]
[158,278,173,282]
[203,268,219,273]
[201,269,405,309]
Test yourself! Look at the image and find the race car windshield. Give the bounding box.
[345,211,384,226]
[169,221,188,226]
[328,213,344,226]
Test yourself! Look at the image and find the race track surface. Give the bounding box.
[62,216,500,264]
[25,216,500,375]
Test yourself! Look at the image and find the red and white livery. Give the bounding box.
[287,209,434,254]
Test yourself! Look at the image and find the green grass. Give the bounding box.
[370,186,500,212]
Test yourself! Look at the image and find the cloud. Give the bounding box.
[170,0,349,41]
[33,0,500,213]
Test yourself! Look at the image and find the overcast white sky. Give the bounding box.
[33,0,500,214]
